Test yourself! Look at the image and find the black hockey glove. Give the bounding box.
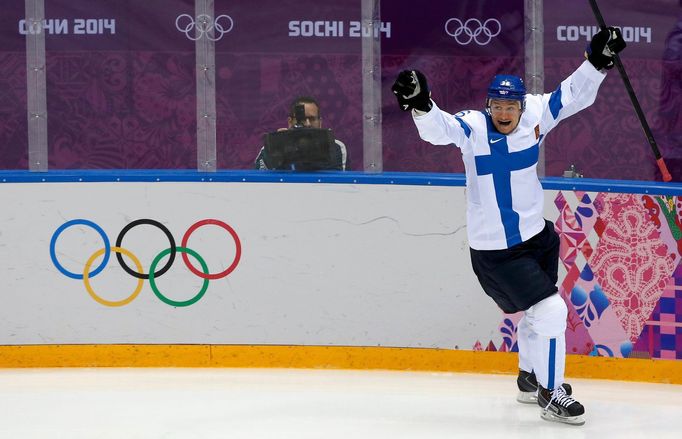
[391,70,432,112]
[585,26,627,70]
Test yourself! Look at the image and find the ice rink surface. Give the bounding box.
[0,368,680,438]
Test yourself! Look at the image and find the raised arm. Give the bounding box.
[392,70,473,147]
[538,27,626,133]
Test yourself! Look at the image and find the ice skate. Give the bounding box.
[537,384,585,425]
[516,370,572,404]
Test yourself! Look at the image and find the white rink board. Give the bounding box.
[0,182,513,347]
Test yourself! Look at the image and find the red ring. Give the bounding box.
[181,219,241,279]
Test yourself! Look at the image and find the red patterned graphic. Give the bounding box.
[590,194,677,342]
[555,191,597,271]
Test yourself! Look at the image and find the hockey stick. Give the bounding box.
[587,0,672,182]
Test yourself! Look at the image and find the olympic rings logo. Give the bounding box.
[175,14,234,41]
[444,18,501,46]
[49,219,241,308]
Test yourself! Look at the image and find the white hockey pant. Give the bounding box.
[516,293,567,390]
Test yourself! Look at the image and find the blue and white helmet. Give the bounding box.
[486,74,526,113]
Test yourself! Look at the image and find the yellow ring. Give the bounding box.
[83,246,144,307]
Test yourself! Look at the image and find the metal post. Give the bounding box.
[524,0,544,176]
[195,0,217,172]
[25,0,48,171]
[361,0,382,173]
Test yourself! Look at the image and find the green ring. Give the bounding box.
[149,246,210,307]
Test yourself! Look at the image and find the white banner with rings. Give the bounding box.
[0,181,504,347]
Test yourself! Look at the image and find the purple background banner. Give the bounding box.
[0,0,28,170]
[0,0,680,181]
[214,0,364,169]
[542,0,682,181]
[43,0,196,169]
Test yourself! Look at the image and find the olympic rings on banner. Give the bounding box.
[116,219,176,280]
[84,246,144,307]
[150,247,209,307]
[50,219,111,279]
[175,13,234,42]
[444,18,502,46]
[181,219,241,280]
[49,218,241,307]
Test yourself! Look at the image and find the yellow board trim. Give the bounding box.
[1,345,680,385]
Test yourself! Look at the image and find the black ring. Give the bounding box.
[115,219,176,280]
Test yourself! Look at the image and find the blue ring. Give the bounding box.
[50,219,110,279]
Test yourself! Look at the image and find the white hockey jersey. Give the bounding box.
[413,61,606,250]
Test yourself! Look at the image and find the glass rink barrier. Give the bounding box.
[1,1,682,432]
[0,0,680,180]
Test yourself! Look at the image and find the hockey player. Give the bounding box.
[392,27,626,425]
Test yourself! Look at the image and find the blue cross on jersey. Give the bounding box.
[474,113,539,247]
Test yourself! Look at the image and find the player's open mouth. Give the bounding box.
[498,120,512,126]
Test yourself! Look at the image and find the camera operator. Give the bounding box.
[254,96,349,170]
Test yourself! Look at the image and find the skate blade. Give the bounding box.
[541,410,585,426]
[516,391,537,404]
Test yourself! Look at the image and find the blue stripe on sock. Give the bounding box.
[548,338,556,390]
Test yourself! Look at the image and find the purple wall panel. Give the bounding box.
[0,52,28,170]
[214,0,364,169]
[44,0,196,169]
[543,0,682,180]
[0,0,28,170]
[543,58,665,180]
[46,51,196,169]
[216,53,363,169]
